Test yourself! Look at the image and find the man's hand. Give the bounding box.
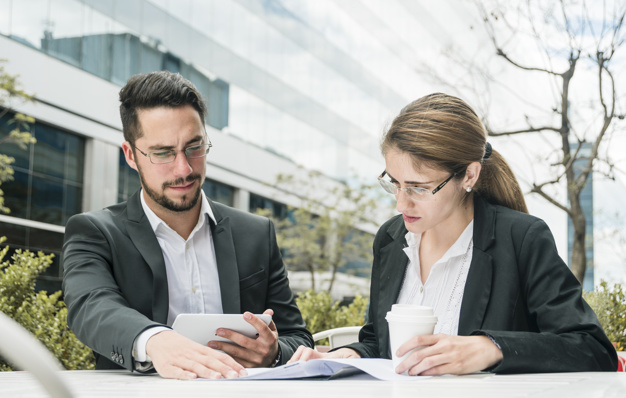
[287,346,361,363]
[395,334,503,376]
[207,309,280,368]
[145,330,247,379]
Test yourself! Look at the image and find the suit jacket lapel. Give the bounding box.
[377,217,409,355]
[458,196,495,335]
[124,191,169,323]
[209,202,241,314]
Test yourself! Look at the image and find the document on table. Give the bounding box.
[232,358,431,381]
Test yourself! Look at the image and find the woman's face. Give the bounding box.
[384,149,468,235]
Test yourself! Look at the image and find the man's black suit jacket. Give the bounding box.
[62,191,313,370]
[343,195,617,373]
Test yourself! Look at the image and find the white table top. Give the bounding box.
[1,370,625,398]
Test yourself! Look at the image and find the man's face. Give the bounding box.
[122,105,206,215]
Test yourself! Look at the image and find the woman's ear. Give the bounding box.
[464,161,482,190]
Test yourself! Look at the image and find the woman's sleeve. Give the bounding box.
[478,219,617,373]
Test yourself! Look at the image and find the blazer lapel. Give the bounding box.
[209,204,241,314]
[458,196,496,335]
[377,218,409,354]
[123,191,169,323]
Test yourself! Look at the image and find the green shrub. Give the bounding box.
[0,237,95,371]
[583,280,626,351]
[296,289,368,345]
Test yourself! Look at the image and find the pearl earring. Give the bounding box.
[466,187,472,193]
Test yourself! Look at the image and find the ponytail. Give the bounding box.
[382,93,528,213]
[476,149,528,213]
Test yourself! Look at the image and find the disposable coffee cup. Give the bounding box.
[386,304,437,369]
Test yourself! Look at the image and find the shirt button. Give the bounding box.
[186,243,190,250]
[420,286,424,293]
[192,287,196,293]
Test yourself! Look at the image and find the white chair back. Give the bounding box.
[0,312,74,398]
[312,326,361,349]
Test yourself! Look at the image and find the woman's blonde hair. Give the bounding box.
[381,93,528,213]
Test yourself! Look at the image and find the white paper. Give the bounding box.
[231,358,431,381]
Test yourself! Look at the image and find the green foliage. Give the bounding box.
[0,237,95,371]
[296,289,368,344]
[0,58,36,214]
[583,280,626,351]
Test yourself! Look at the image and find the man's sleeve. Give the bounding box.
[263,219,314,364]
[62,213,164,371]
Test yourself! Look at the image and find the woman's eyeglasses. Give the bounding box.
[377,171,455,201]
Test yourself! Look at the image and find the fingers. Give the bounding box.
[244,311,276,337]
[287,346,323,363]
[147,330,247,379]
[210,311,279,367]
[208,340,262,367]
[394,335,503,376]
[396,334,439,357]
[287,346,362,364]
[217,312,274,347]
[262,309,277,332]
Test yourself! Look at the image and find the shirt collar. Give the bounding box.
[404,220,474,264]
[140,189,217,234]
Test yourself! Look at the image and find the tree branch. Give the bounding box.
[576,56,617,189]
[495,48,562,76]
[530,183,571,217]
[488,126,561,136]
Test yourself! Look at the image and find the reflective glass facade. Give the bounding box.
[0,112,84,226]
[3,0,445,297]
[1,0,410,182]
[117,150,141,203]
[0,112,83,292]
[202,178,235,208]
[249,193,288,220]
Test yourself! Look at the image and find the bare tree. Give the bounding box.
[476,0,626,283]
[431,0,626,284]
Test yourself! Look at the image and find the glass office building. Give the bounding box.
[0,0,476,293]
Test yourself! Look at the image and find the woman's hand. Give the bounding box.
[287,346,361,363]
[395,334,502,376]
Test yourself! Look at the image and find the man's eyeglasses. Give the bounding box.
[134,143,212,164]
[377,171,455,201]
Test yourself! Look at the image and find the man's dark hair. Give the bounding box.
[119,70,208,144]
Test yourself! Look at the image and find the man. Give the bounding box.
[63,71,313,379]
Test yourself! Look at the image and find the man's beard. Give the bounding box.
[138,169,203,212]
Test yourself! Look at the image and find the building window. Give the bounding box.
[0,113,84,226]
[117,149,141,202]
[0,112,84,294]
[39,28,228,131]
[249,193,288,219]
[203,179,234,207]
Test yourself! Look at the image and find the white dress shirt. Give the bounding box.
[133,190,222,362]
[396,221,474,336]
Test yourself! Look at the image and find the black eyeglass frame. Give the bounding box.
[377,170,456,198]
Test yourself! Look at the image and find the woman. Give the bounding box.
[289,93,617,375]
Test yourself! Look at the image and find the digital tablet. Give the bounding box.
[171,313,272,345]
